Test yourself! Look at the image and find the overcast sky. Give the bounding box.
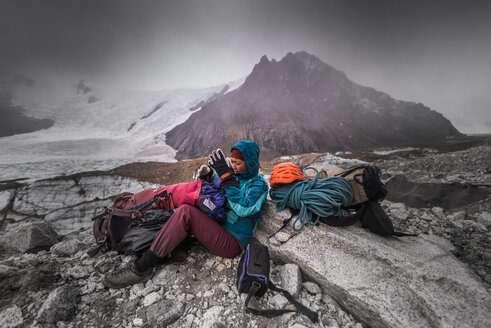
[1,0,490,133]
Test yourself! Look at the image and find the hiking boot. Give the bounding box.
[103,262,153,289]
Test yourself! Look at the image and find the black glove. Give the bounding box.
[209,149,239,190]
[208,149,232,177]
[193,165,213,182]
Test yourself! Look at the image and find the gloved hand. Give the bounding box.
[208,149,233,178]
[209,149,239,190]
[193,165,213,182]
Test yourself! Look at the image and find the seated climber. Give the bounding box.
[103,140,269,288]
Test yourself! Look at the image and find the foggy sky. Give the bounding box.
[1,0,490,133]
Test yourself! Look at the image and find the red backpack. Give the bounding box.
[87,181,202,257]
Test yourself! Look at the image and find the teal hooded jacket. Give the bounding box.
[221,140,268,248]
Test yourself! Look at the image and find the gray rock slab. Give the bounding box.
[255,203,491,328]
[0,264,19,278]
[44,198,110,235]
[477,212,491,227]
[272,293,289,309]
[0,189,15,212]
[0,305,24,328]
[11,175,158,224]
[142,299,185,327]
[36,285,79,323]
[279,263,302,298]
[303,281,322,295]
[50,237,88,257]
[201,306,225,328]
[1,221,59,253]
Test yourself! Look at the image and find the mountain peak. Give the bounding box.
[166,51,462,160]
[283,51,321,63]
[259,54,269,63]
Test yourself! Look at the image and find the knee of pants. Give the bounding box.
[170,204,195,223]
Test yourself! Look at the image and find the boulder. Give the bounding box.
[279,263,302,298]
[50,237,88,256]
[142,299,185,327]
[0,189,15,212]
[477,212,491,227]
[0,221,59,253]
[201,306,225,328]
[0,305,24,328]
[255,203,491,328]
[36,285,79,323]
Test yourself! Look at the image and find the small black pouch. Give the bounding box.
[361,200,394,236]
[361,166,388,201]
[237,243,318,322]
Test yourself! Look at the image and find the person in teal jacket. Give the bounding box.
[104,140,268,288]
[219,140,269,248]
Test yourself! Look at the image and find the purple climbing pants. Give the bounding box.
[149,204,241,258]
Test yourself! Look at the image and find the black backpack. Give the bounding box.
[320,165,415,237]
[337,165,388,204]
[237,243,318,322]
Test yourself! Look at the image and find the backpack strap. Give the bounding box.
[87,212,111,256]
[244,281,318,322]
[318,203,366,227]
[268,208,299,238]
[335,165,367,178]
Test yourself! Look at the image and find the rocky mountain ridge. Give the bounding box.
[0,140,490,328]
[167,51,462,160]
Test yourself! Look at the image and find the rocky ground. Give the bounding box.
[0,227,365,328]
[377,140,491,286]
[0,136,490,327]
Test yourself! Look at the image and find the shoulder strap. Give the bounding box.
[244,282,293,317]
[335,165,367,178]
[269,282,318,322]
[244,281,318,322]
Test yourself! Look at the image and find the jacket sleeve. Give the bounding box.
[224,178,268,218]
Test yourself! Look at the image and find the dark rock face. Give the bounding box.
[0,92,54,138]
[386,175,490,210]
[167,51,462,159]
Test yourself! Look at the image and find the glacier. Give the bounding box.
[0,78,244,182]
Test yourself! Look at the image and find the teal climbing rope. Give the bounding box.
[269,166,353,231]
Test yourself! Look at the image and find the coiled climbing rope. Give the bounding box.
[269,166,353,231]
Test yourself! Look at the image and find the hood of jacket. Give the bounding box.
[231,140,260,180]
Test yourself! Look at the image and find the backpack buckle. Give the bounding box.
[106,207,114,214]
[251,281,261,294]
[97,235,107,244]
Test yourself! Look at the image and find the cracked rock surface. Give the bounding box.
[0,140,490,327]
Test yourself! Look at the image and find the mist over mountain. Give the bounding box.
[167,51,463,160]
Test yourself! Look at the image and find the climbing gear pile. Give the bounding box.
[269,166,353,231]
